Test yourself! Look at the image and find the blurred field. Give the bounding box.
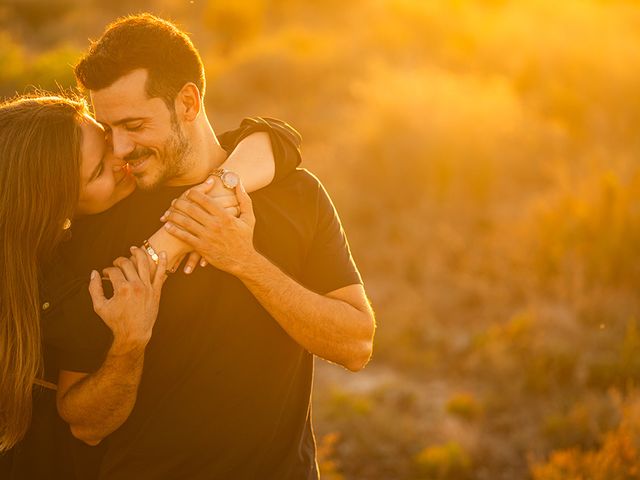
[2,0,640,478]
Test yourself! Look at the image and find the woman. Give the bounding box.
[0,94,302,478]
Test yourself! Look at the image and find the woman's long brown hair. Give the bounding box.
[0,95,87,451]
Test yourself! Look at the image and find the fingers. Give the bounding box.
[152,251,168,290]
[164,221,202,249]
[129,246,151,284]
[207,194,238,209]
[169,253,186,274]
[183,251,201,274]
[102,265,128,291]
[236,181,255,226]
[163,208,207,236]
[211,195,239,218]
[113,256,141,283]
[161,194,239,223]
[192,175,216,195]
[225,205,241,217]
[88,270,106,312]
[161,198,209,225]
[159,176,216,223]
[186,189,227,217]
[177,176,215,202]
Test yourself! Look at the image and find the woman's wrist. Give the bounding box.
[147,228,189,270]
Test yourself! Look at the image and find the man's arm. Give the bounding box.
[56,249,167,445]
[162,183,375,371]
[233,258,375,371]
[57,345,145,446]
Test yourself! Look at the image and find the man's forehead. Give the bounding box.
[90,69,154,122]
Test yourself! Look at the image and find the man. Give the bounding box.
[56,13,375,479]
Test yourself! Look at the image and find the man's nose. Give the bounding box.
[111,129,135,159]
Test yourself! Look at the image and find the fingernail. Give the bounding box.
[206,176,214,185]
[90,270,97,279]
[130,246,135,252]
[200,259,207,267]
[184,266,192,274]
[164,222,172,230]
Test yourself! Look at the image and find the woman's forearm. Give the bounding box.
[221,131,275,191]
[142,131,277,268]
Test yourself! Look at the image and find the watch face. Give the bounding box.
[222,171,240,189]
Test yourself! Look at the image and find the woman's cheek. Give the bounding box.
[114,175,136,203]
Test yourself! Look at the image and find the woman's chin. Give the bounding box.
[120,175,137,194]
[111,175,137,206]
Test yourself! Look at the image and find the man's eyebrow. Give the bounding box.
[109,116,147,127]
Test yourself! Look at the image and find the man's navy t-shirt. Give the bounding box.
[53,169,362,479]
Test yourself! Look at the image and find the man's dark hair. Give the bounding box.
[75,13,206,108]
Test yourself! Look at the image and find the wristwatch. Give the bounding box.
[210,168,240,190]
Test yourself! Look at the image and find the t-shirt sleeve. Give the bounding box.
[300,180,363,294]
[218,117,302,182]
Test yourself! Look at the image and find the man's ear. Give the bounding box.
[174,83,201,122]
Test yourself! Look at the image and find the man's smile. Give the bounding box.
[127,153,153,173]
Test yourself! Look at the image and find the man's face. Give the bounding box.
[91,68,192,190]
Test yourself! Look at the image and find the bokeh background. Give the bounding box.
[2,0,640,478]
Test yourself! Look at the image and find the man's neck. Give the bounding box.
[164,116,227,187]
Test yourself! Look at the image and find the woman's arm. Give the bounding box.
[143,130,280,272]
[142,118,303,273]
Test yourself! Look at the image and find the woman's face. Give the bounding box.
[76,115,136,216]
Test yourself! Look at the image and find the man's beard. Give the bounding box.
[126,115,191,191]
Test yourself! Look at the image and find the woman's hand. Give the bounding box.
[88,247,168,355]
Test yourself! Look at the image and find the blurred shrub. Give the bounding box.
[0,32,79,96]
[327,389,372,418]
[529,169,640,291]
[415,441,472,480]
[316,432,344,480]
[1,0,74,30]
[314,380,425,479]
[0,32,26,95]
[346,64,551,207]
[542,393,619,451]
[471,310,579,396]
[446,392,482,422]
[587,318,640,391]
[531,393,640,480]
[203,0,266,54]
[27,44,79,91]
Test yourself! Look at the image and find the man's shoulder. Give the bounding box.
[251,168,324,209]
[260,168,321,192]
[254,170,327,229]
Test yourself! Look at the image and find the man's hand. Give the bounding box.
[162,181,256,275]
[162,179,375,371]
[155,175,239,274]
[88,247,167,355]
